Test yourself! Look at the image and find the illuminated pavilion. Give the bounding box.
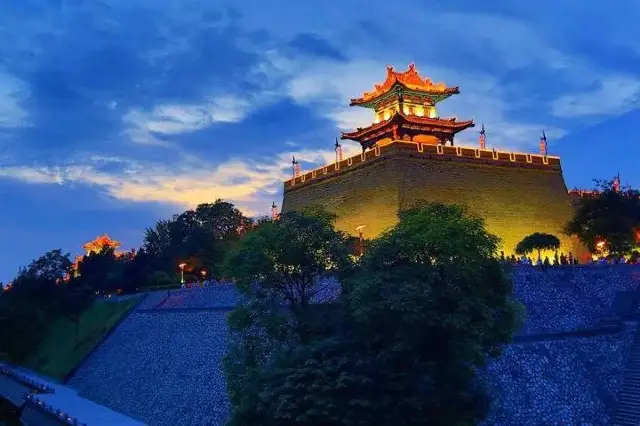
[342,64,474,150]
[282,64,588,259]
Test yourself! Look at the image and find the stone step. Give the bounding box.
[612,415,640,422]
[611,419,639,426]
[617,393,640,401]
[611,416,638,426]
[617,390,640,398]
[617,403,640,412]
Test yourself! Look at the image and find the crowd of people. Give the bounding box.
[500,251,640,267]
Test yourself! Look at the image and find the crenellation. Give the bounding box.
[284,141,562,190]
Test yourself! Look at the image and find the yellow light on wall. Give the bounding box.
[429,107,437,118]
[415,105,424,116]
[383,110,391,120]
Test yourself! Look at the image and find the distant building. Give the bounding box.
[70,234,135,278]
[282,64,587,258]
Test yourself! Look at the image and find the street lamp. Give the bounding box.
[179,262,187,284]
[355,225,366,257]
[200,270,206,282]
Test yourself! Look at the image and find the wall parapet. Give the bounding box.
[284,141,562,191]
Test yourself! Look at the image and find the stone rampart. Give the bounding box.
[68,267,640,426]
[283,141,586,257]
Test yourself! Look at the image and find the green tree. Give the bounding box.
[143,200,250,277]
[224,203,522,426]
[0,250,72,361]
[565,178,640,256]
[60,282,94,346]
[76,247,119,293]
[515,232,561,261]
[21,249,72,282]
[223,209,352,417]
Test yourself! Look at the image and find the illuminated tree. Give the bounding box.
[515,233,561,261]
[224,203,522,426]
[565,178,640,256]
[223,209,352,422]
[143,200,250,277]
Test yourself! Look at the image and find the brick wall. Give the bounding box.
[283,141,586,257]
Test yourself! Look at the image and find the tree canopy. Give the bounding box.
[0,250,94,362]
[565,178,640,256]
[224,202,523,426]
[515,232,561,260]
[143,200,250,278]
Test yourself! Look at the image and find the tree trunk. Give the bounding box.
[537,249,541,262]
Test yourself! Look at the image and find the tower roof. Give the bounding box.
[350,64,459,107]
[341,112,474,149]
[82,234,121,253]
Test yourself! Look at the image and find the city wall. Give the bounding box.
[283,141,585,257]
[67,267,640,426]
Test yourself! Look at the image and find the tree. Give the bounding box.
[515,232,561,261]
[60,282,94,346]
[76,247,119,293]
[143,200,251,277]
[225,210,352,335]
[224,203,523,426]
[21,249,72,282]
[0,250,72,361]
[223,209,352,417]
[565,178,640,256]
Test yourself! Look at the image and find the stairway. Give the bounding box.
[613,291,639,320]
[611,326,640,426]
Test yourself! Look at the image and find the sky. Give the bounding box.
[1,0,640,282]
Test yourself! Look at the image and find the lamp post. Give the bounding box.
[355,225,366,257]
[200,270,206,282]
[179,263,187,284]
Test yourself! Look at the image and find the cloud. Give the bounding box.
[257,51,563,151]
[124,96,253,136]
[0,143,362,216]
[0,69,29,128]
[551,75,640,118]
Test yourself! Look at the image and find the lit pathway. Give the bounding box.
[0,363,145,425]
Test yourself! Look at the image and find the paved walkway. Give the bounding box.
[0,363,145,425]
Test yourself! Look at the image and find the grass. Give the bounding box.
[24,297,140,380]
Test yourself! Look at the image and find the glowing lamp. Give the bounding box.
[178,262,187,284]
[355,225,367,257]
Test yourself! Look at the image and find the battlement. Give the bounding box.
[284,141,562,191]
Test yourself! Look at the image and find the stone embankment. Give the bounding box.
[69,266,640,426]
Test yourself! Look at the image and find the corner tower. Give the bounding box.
[342,64,474,150]
[282,64,586,258]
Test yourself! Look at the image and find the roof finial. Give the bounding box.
[478,123,486,150]
[539,130,548,156]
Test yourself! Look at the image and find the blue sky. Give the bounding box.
[1,0,640,282]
